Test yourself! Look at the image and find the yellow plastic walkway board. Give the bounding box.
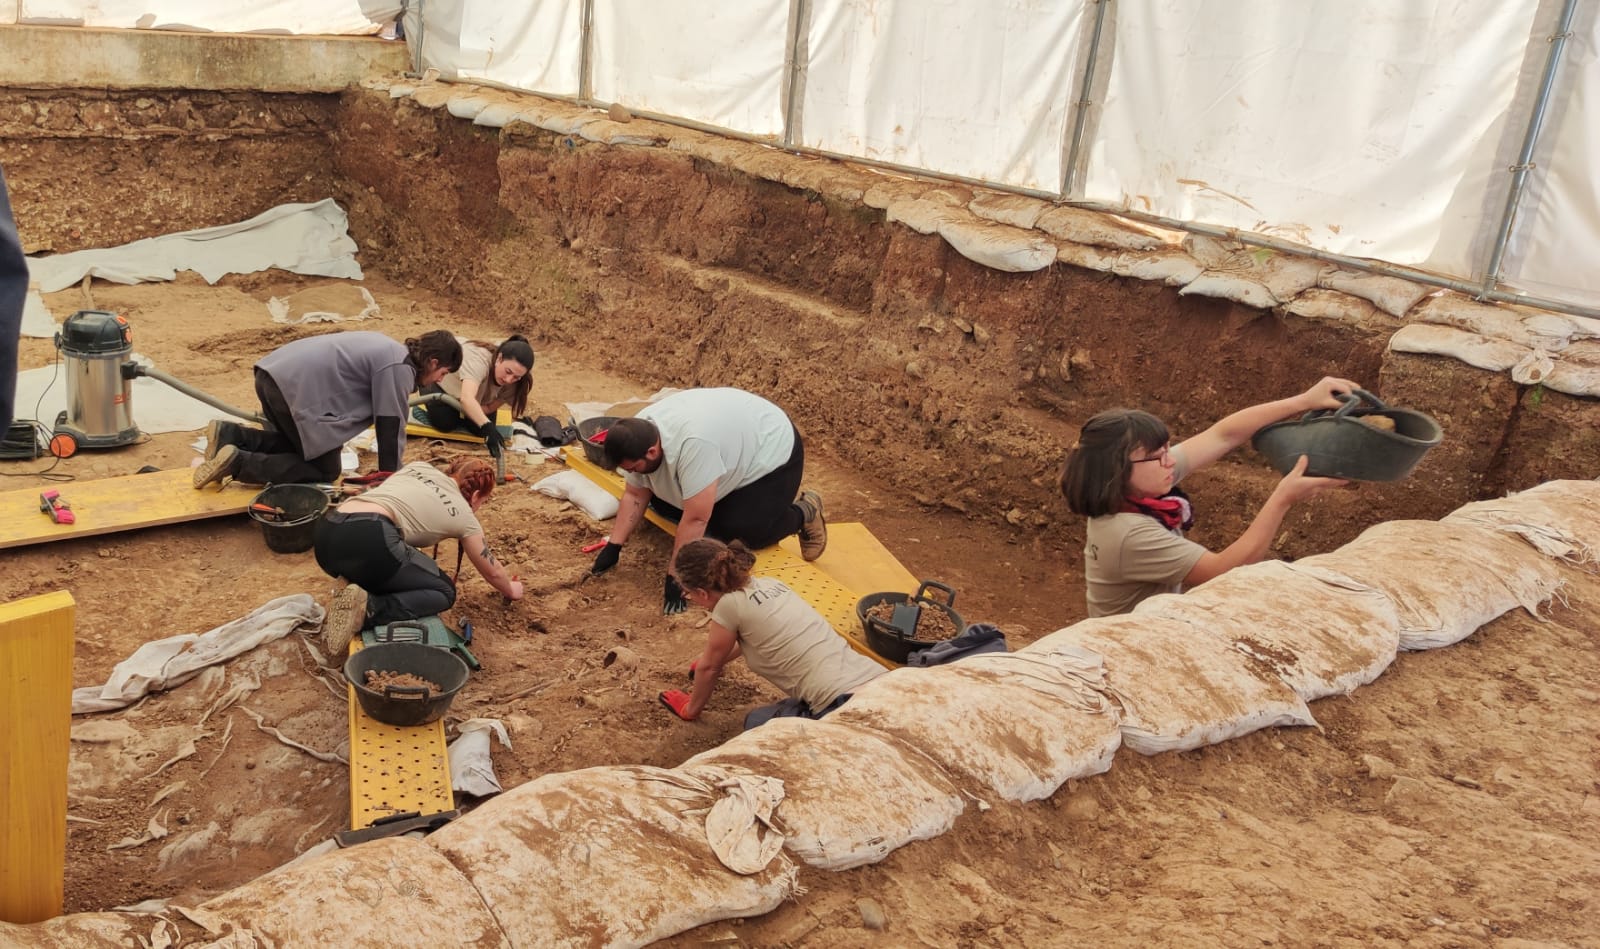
[0,468,258,551]
[564,447,918,667]
[0,590,74,924]
[406,405,512,444]
[347,643,454,831]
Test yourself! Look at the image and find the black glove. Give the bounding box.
[663,575,688,615]
[484,425,506,457]
[590,541,623,575]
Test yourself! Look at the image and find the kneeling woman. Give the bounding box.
[658,537,885,729]
[420,334,535,457]
[315,456,524,654]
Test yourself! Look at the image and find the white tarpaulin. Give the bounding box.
[17,0,393,33]
[25,199,363,293]
[801,0,1081,192]
[591,0,789,136]
[452,0,581,95]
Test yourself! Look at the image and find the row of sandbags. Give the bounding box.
[6,480,1596,948]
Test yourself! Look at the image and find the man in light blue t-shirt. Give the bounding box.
[588,387,828,613]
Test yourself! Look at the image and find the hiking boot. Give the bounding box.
[193,444,240,489]
[322,583,368,657]
[796,489,827,561]
[204,419,241,461]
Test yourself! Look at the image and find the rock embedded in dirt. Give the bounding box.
[857,898,888,931]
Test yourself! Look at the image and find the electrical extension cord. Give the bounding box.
[0,420,50,460]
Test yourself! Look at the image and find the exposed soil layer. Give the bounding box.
[1,86,1597,946]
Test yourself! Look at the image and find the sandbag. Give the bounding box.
[0,912,175,948]
[178,836,508,947]
[427,765,797,948]
[1132,560,1400,700]
[1022,615,1317,755]
[1443,479,1600,564]
[1296,520,1565,651]
[681,716,965,871]
[828,650,1121,802]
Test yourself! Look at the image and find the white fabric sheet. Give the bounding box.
[26,200,362,294]
[14,355,222,435]
[802,0,1080,191]
[451,0,582,95]
[591,0,788,136]
[17,0,392,33]
[21,288,55,338]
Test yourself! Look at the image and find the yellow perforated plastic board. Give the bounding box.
[0,468,256,550]
[406,405,512,443]
[347,643,453,830]
[563,446,921,667]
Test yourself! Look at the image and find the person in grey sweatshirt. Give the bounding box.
[195,330,461,488]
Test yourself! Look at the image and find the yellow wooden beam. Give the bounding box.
[0,590,75,924]
[0,468,256,551]
[406,406,513,445]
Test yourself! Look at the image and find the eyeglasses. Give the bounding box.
[1130,445,1171,465]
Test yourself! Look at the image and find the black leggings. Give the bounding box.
[420,384,489,435]
[313,511,456,627]
[646,427,806,549]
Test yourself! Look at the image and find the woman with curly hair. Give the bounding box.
[314,455,524,654]
[420,334,535,458]
[657,536,885,729]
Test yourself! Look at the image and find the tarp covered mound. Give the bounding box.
[681,716,967,871]
[6,480,1598,946]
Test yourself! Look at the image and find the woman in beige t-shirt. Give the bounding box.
[419,334,534,457]
[1059,376,1359,617]
[657,538,884,729]
[313,456,524,654]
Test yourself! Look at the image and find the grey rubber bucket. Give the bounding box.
[1252,388,1442,482]
[576,415,619,466]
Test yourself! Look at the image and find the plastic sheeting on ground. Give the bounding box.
[71,595,323,714]
[25,200,362,293]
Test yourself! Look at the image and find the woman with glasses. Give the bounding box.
[1059,376,1359,617]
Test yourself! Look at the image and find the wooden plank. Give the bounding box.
[0,590,75,924]
[406,405,513,444]
[0,468,257,550]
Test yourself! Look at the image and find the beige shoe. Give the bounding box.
[796,489,827,561]
[322,583,368,657]
[193,444,239,489]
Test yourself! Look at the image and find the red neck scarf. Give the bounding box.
[1121,488,1194,532]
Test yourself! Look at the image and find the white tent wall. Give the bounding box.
[15,0,391,33]
[1,2,15,26]
[1084,0,1537,274]
[591,0,789,138]
[1498,2,1600,310]
[423,0,582,95]
[797,0,1082,193]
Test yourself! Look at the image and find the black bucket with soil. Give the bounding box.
[857,580,965,665]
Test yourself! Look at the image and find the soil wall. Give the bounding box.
[5,85,1598,557]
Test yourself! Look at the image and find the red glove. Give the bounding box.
[659,689,695,721]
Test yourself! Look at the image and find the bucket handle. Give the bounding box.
[383,685,431,701]
[1296,387,1389,423]
[374,621,427,644]
[913,579,957,609]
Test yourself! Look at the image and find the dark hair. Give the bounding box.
[406,330,464,378]
[673,538,756,594]
[464,334,536,417]
[443,454,496,506]
[1059,409,1171,517]
[602,416,660,468]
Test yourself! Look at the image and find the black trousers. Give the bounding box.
[313,511,456,626]
[420,384,489,435]
[230,369,343,485]
[647,426,806,549]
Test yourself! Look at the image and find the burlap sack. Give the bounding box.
[1443,479,1600,564]
[1023,615,1317,755]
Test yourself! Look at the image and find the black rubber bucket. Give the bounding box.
[576,415,619,466]
[1252,388,1442,482]
[344,641,470,727]
[856,580,965,665]
[248,484,329,554]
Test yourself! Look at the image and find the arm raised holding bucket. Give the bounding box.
[1059,376,1359,618]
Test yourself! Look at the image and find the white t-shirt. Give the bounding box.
[624,388,795,507]
[712,576,885,710]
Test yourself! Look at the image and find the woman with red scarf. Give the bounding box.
[1059,376,1358,617]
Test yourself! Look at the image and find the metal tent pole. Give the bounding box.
[1061,0,1112,199]
[782,0,812,149]
[1477,0,1580,298]
[578,0,596,106]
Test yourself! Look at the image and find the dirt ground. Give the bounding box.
[1,83,1596,947]
[2,272,1593,948]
